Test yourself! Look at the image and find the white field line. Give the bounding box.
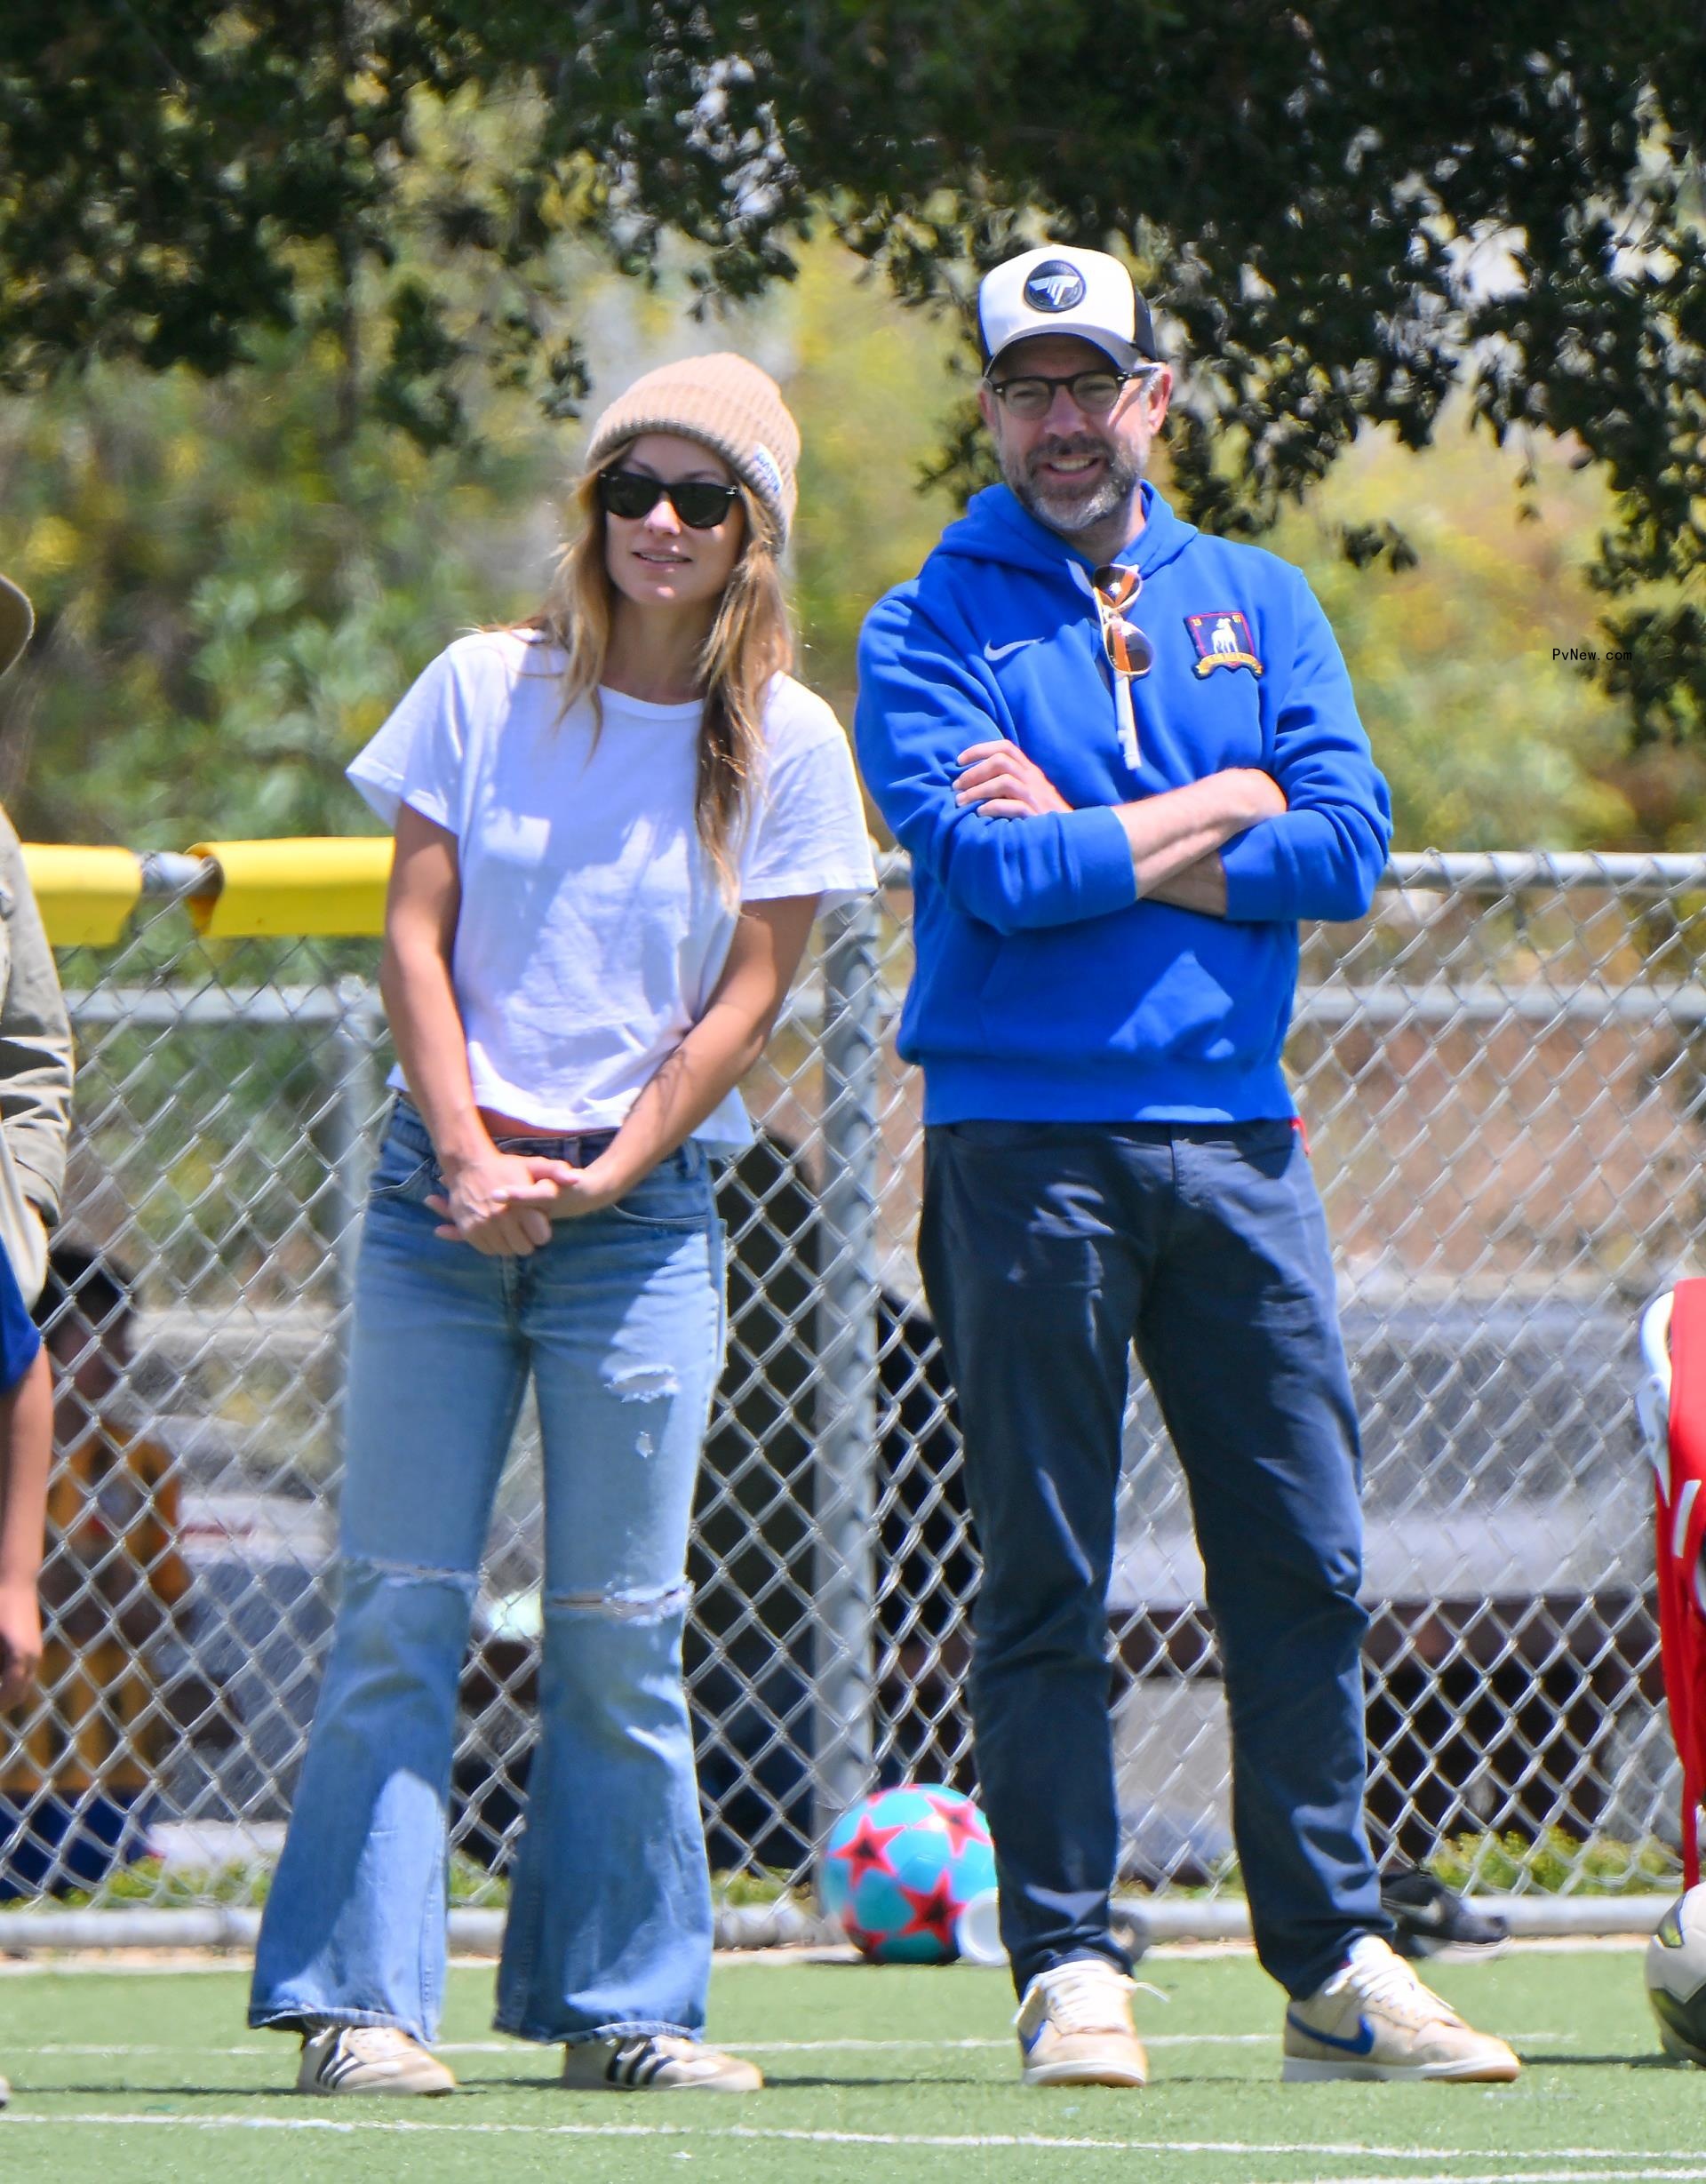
[0,1957,242,1977]
[0,1953,509,1977]
[17,2038,1005,2059]
[0,2114,1696,2170]
[719,2031,1588,2053]
[15,2028,1576,2058]
[14,2036,1023,2058]
[0,1939,1656,1977]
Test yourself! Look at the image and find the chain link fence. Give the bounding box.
[1,849,1699,1917]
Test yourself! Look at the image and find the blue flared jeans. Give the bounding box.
[249,1100,725,2045]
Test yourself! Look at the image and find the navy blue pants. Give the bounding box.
[918,1119,1389,1999]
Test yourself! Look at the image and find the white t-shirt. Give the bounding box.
[347,629,876,1147]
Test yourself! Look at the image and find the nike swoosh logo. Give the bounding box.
[984,638,1040,663]
[1286,2009,1375,2056]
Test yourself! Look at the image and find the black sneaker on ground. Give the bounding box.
[1380,1867,1511,1959]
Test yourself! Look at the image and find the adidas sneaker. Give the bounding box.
[297,2023,457,2096]
[560,2033,762,2092]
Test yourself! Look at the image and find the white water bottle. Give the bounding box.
[954,1888,1007,1966]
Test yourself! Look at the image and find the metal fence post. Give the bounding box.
[812,894,883,1882]
[329,976,383,1317]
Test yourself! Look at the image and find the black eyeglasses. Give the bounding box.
[985,365,1158,420]
[597,469,742,530]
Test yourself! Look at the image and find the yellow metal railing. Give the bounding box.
[21,839,393,946]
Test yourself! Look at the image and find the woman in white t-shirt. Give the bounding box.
[249,355,874,2096]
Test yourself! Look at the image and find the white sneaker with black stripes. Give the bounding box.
[560,2033,762,2092]
[296,2023,458,2095]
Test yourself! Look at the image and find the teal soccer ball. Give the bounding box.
[822,1784,997,1964]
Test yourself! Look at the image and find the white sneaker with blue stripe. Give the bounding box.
[1282,1934,1520,2082]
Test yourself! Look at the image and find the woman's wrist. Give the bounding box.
[432,1120,500,1178]
[578,1149,640,1204]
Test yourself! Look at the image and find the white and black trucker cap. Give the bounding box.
[977,246,1159,374]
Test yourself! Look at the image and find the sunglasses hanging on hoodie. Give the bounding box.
[1091,563,1152,771]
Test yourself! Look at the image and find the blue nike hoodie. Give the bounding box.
[854,482,1392,1122]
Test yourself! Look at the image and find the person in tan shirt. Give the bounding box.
[0,573,74,1305]
[0,578,104,2109]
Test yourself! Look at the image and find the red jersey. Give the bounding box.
[1657,1279,1706,1887]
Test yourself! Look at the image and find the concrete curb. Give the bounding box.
[0,1893,1674,1956]
[1123,1893,1674,1945]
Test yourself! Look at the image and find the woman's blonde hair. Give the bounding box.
[530,447,793,899]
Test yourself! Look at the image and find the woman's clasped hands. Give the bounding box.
[425,1147,621,1255]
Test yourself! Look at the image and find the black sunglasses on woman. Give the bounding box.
[597,470,742,530]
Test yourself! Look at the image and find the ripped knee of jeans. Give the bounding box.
[605,1361,680,1402]
[545,1579,693,1622]
[603,1361,683,1463]
[341,1551,479,1601]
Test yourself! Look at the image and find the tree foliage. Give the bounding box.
[0,235,966,847]
[2,4,1704,737]
[0,230,1671,859]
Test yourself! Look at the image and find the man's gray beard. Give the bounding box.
[1003,439,1142,538]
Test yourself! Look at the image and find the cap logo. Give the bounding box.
[1023,259,1087,314]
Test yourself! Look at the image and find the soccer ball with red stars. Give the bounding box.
[822,1784,997,1964]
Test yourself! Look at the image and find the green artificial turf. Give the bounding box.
[0,1943,1694,2183]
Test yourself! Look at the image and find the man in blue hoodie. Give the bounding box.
[855,246,1519,2089]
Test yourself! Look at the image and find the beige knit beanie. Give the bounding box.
[583,353,800,547]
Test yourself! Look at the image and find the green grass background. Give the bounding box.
[0,1946,1694,2183]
